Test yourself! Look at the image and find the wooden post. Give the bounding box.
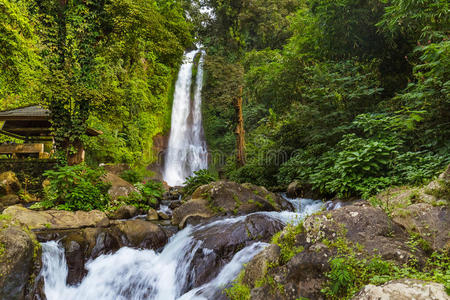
[234,86,246,167]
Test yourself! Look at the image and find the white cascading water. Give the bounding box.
[163,50,208,186]
[40,198,324,300]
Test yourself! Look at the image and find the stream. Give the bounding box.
[40,197,324,300]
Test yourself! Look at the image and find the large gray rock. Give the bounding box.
[352,279,449,300]
[172,181,292,228]
[0,218,40,299]
[182,214,284,294]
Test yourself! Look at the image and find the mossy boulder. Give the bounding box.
[237,202,423,300]
[172,181,291,228]
[0,217,41,299]
[3,205,109,230]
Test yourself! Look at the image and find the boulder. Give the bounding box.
[0,218,40,299]
[0,194,20,206]
[102,163,131,175]
[115,220,167,250]
[158,211,170,220]
[108,205,139,220]
[102,172,139,201]
[0,171,21,196]
[172,181,291,228]
[186,214,284,291]
[172,198,214,228]
[146,208,159,221]
[3,205,109,230]
[392,203,449,252]
[242,244,281,287]
[241,202,423,300]
[352,279,449,300]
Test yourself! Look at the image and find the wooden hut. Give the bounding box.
[0,105,102,163]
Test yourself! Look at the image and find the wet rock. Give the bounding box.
[102,172,140,201]
[115,220,167,249]
[3,205,109,230]
[352,278,449,300]
[35,219,168,285]
[242,244,281,287]
[146,208,159,221]
[108,205,139,220]
[172,199,214,228]
[172,181,290,228]
[0,218,40,299]
[187,214,284,291]
[0,171,21,196]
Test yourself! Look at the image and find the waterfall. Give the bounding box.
[40,198,324,300]
[163,50,208,187]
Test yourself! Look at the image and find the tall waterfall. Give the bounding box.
[163,50,208,186]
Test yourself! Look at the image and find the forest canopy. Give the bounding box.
[192,0,450,198]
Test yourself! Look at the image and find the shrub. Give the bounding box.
[183,169,217,196]
[120,169,145,184]
[37,164,110,211]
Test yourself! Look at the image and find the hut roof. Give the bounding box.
[0,105,50,121]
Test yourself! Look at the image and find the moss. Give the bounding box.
[225,270,251,300]
[272,222,305,264]
[265,194,276,207]
[0,242,5,260]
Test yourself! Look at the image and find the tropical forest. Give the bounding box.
[0,0,448,299]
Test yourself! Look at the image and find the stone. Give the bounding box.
[3,205,109,230]
[287,181,302,198]
[392,203,449,251]
[0,218,40,299]
[183,214,285,293]
[115,220,168,249]
[172,181,291,228]
[146,208,159,221]
[102,172,140,201]
[0,171,21,196]
[0,194,20,206]
[242,202,424,300]
[172,198,214,228]
[242,244,281,287]
[109,205,139,220]
[158,211,170,220]
[352,279,449,300]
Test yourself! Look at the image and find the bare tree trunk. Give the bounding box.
[234,86,246,167]
[67,140,85,165]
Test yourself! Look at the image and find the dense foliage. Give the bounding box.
[0,0,193,165]
[36,164,110,211]
[197,0,450,198]
[183,169,218,196]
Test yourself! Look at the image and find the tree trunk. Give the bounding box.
[67,140,85,165]
[234,86,246,167]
